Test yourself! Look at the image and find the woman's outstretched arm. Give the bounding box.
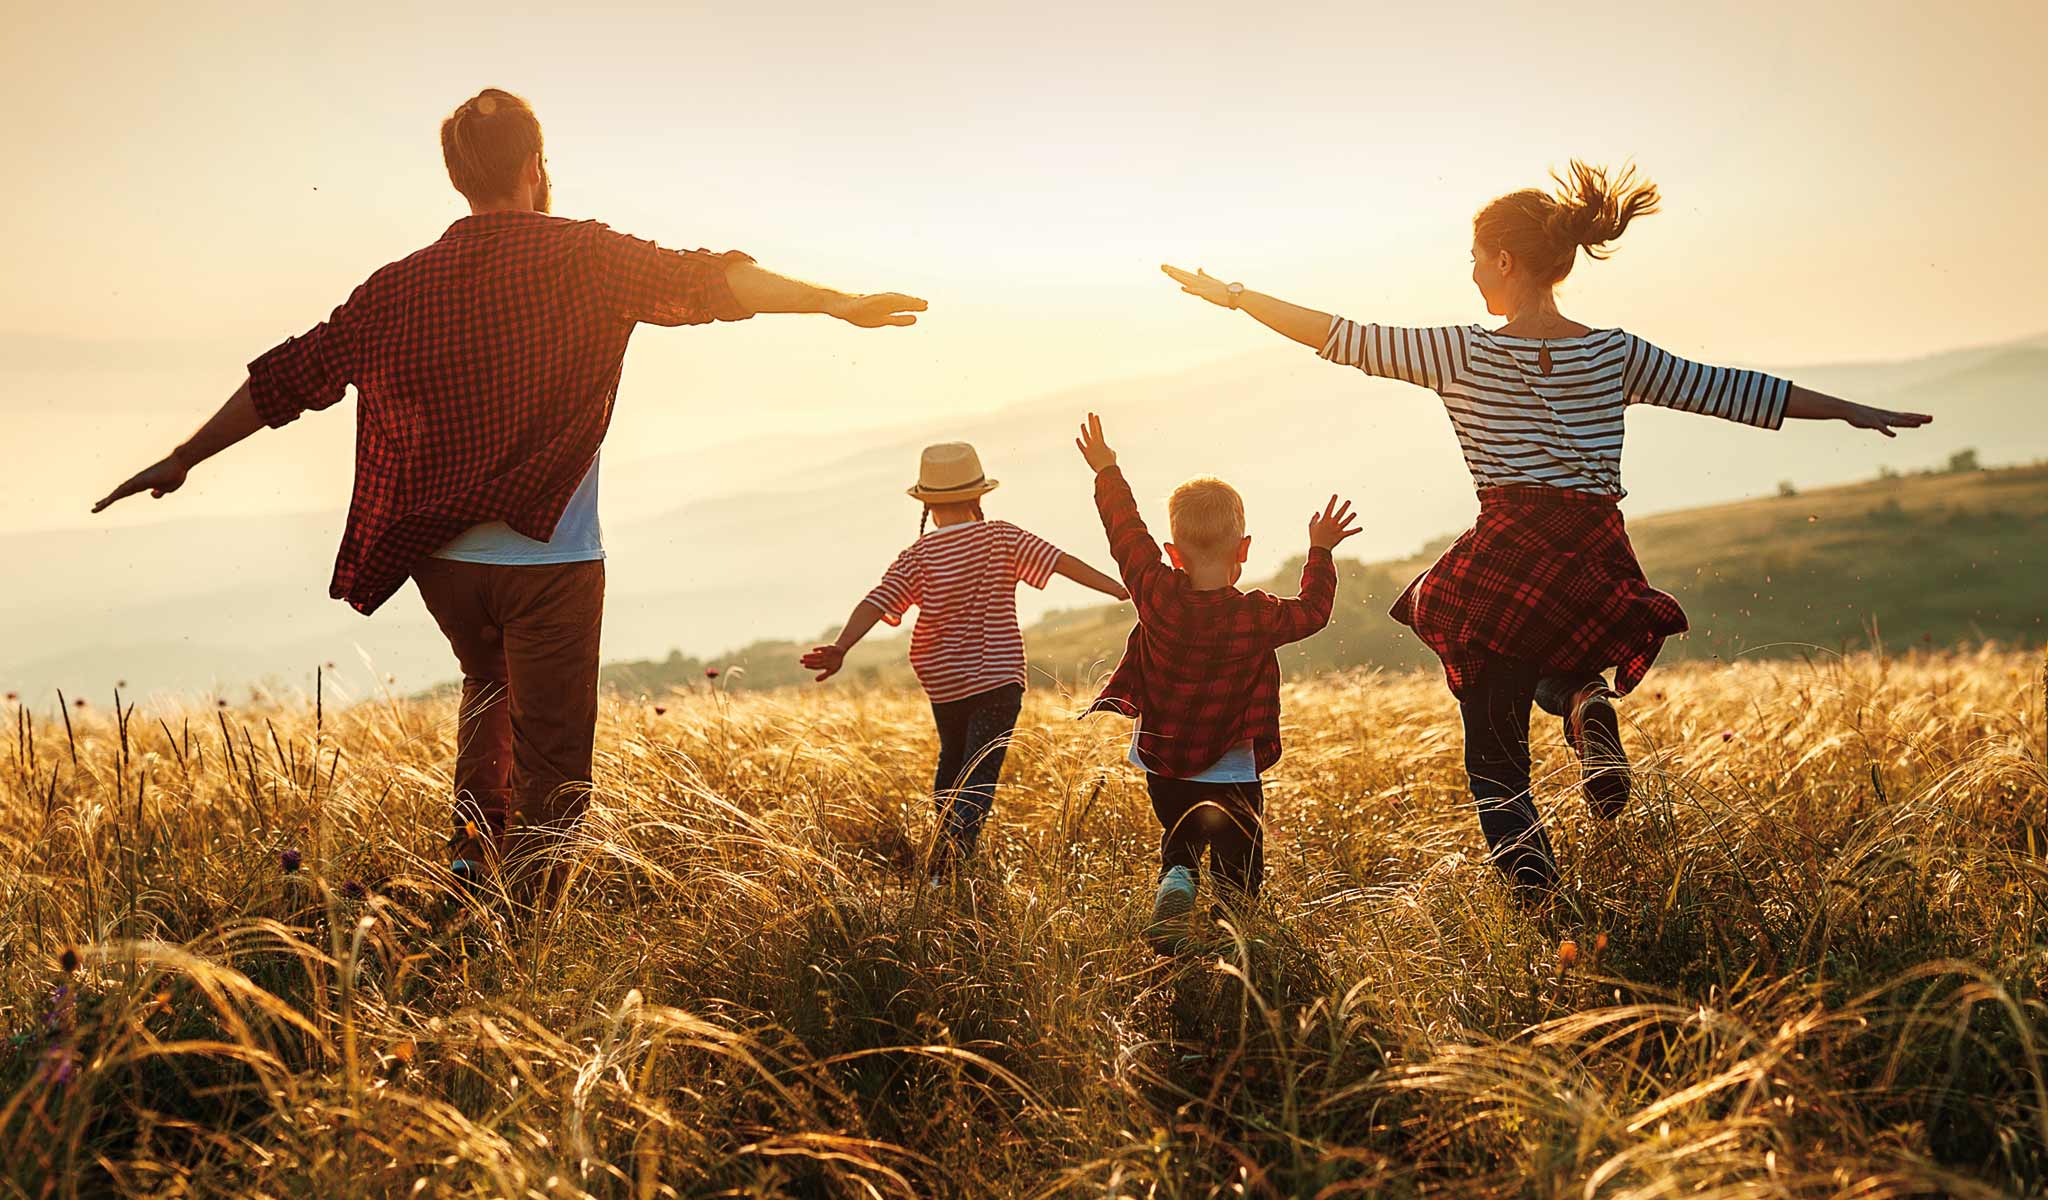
[1161,265,1330,347]
[1784,384,1932,438]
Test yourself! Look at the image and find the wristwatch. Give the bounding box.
[1225,281,1245,309]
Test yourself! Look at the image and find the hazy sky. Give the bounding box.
[7,0,2046,534]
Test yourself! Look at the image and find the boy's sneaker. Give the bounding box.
[449,859,488,896]
[1145,866,1198,955]
[1566,684,1630,819]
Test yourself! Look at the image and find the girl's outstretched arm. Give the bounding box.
[1053,554,1131,602]
[801,601,886,681]
[1161,265,1330,348]
[1784,385,1932,438]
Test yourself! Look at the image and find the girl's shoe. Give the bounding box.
[1567,685,1630,819]
[1145,867,1198,955]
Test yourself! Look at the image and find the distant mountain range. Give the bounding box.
[5,332,2045,703]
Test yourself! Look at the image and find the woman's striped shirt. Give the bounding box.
[864,519,1064,703]
[1318,318,1792,496]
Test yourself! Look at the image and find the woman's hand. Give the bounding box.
[1786,385,1933,438]
[1161,264,1239,309]
[1844,402,1933,438]
[1160,266,1334,348]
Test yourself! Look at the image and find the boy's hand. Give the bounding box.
[1075,412,1117,473]
[1307,495,1360,551]
[800,645,846,682]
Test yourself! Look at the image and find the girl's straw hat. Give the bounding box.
[906,442,1000,503]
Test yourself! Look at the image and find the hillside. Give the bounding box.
[603,461,2048,695]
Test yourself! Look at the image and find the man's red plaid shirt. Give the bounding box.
[246,210,753,613]
[1085,466,1337,778]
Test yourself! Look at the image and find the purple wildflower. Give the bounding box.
[42,1046,79,1087]
[281,848,303,873]
[340,879,366,901]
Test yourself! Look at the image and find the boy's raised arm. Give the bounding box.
[1253,496,1358,647]
[1076,413,1167,604]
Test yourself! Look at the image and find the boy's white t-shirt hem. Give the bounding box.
[1128,735,1261,783]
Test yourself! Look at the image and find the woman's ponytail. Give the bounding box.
[1546,160,1660,262]
[1475,159,1661,284]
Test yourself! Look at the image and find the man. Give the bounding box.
[94,88,926,897]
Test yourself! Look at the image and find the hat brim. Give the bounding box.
[906,478,1000,503]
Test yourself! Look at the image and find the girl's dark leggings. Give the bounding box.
[1458,658,1602,892]
[929,683,1025,855]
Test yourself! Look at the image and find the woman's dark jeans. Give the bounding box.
[929,683,1025,857]
[1458,658,1603,892]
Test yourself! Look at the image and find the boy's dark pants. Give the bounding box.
[930,683,1025,856]
[1145,774,1266,900]
[412,558,605,893]
[1458,656,1604,892]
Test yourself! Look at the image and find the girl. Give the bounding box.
[803,442,1128,869]
[1161,161,1931,893]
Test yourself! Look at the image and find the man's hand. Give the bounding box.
[827,293,928,329]
[93,453,190,513]
[1307,495,1360,552]
[1161,264,1240,309]
[1075,412,1118,473]
[1845,402,1933,438]
[800,644,847,682]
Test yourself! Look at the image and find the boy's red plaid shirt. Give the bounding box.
[1086,466,1336,778]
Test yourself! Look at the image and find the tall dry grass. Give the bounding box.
[2,647,2044,1198]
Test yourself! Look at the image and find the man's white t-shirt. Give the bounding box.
[432,455,605,564]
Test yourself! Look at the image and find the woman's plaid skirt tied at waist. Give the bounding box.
[1390,484,1688,699]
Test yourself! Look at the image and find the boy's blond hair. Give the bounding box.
[1168,477,1246,556]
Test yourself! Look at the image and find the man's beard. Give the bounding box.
[535,162,552,213]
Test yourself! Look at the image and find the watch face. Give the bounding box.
[1227,282,1244,294]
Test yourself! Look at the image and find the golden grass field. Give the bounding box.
[4,648,2046,1198]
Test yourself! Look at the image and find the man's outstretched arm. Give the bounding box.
[724,260,927,328]
[93,378,263,512]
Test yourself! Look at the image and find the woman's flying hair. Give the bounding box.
[1474,160,1661,284]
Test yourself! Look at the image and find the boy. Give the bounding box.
[1073,413,1359,951]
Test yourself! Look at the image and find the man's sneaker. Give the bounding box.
[1567,685,1630,819]
[1145,867,1198,955]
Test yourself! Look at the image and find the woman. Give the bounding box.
[1162,161,1930,893]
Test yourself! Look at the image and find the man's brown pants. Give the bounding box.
[412,558,605,885]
